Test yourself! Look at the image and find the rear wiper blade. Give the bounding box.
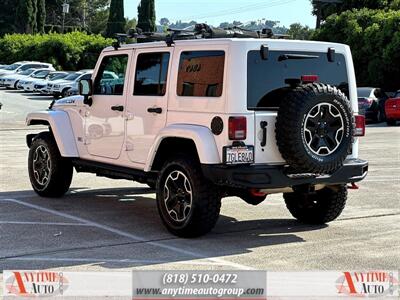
[278,54,319,61]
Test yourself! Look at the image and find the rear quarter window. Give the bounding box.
[177,51,225,97]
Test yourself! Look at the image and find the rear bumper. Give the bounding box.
[202,159,368,189]
[385,109,400,120]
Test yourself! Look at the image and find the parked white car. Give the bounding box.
[17,69,53,91]
[35,72,71,94]
[19,71,69,92]
[0,68,40,89]
[48,71,93,98]
[0,61,54,77]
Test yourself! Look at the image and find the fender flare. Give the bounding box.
[26,110,79,157]
[144,124,220,172]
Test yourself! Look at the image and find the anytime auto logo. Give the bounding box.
[336,271,399,297]
[5,271,69,297]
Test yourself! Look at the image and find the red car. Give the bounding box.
[385,90,400,126]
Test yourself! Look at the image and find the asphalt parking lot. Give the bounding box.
[0,89,399,286]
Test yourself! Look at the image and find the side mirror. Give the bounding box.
[79,79,93,106]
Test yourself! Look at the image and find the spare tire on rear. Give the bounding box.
[276,83,353,174]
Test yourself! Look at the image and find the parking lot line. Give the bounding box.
[0,221,90,226]
[5,257,226,266]
[0,198,254,270]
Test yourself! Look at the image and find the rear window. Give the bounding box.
[247,50,349,110]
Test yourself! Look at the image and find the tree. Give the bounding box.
[106,0,126,37]
[125,18,137,31]
[36,0,46,33]
[0,0,16,36]
[31,0,38,34]
[15,0,35,33]
[137,0,156,32]
[311,0,398,28]
[313,8,400,91]
[160,18,170,26]
[287,23,314,40]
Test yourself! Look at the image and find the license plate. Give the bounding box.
[224,146,254,165]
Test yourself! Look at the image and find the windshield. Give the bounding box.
[50,74,68,81]
[357,88,373,98]
[32,70,49,78]
[63,73,81,81]
[247,50,349,109]
[5,63,21,71]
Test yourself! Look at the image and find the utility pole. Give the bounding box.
[62,0,70,33]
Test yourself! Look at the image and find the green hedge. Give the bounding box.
[313,8,400,91]
[0,32,113,71]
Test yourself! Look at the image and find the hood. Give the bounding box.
[52,80,72,86]
[0,70,15,77]
[2,74,28,81]
[32,79,48,85]
[53,95,84,108]
[50,79,71,84]
[20,78,37,84]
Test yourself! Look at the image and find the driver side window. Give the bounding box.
[94,55,128,95]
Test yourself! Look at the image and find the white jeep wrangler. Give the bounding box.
[26,25,368,237]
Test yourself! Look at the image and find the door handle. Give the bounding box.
[147,107,162,114]
[260,121,268,147]
[111,105,124,112]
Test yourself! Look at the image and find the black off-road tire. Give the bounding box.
[28,132,73,197]
[284,185,347,224]
[276,83,353,174]
[156,155,221,238]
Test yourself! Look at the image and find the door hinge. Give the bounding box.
[125,143,134,151]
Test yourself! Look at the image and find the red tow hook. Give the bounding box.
[250,189,268,197]
[347,182,359,190]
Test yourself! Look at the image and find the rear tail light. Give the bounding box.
[229,116,247,140]
[354,115,365,137]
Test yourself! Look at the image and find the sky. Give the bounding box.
[124,0,316,28]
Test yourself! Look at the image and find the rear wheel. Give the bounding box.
[156,156,221,237]
[284,185,347,224]
[28,132,73,197]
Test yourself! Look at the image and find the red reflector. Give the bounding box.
[354,115,365,137]
[229,116,247,140]
[301,75,319,83]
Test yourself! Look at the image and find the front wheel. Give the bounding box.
[283,185,347,224]
[61,88,70,98]
[156,156,221,237]
[28,132,73,197]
